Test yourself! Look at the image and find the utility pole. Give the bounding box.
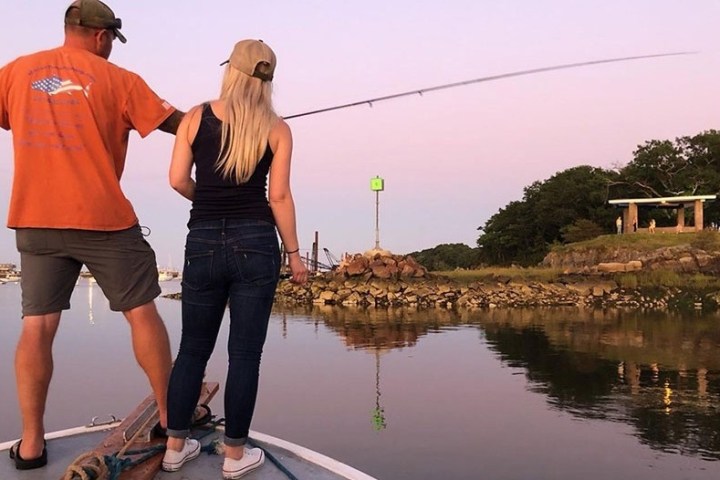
[370,176,384,249]
[312,231,319,274]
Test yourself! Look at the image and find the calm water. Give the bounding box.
[2,281,720,479]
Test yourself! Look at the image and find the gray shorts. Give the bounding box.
[16,226,161,315]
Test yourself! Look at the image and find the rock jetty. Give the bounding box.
[273,251,716,311]
[276,273,712,310]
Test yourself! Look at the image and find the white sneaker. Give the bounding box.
[222,447,265,479]
[162,438,201,472]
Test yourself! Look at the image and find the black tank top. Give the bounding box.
[188,103,275,226]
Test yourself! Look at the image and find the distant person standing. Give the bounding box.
[0,0,183,470]
[616,216,623,234]
[649,219,656,233]
[161,39,308,478]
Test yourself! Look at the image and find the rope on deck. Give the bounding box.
[61,416,300,480]
[61,415,222,479]
[209,417,299,480]
[248,437,300,480]
[61,445,165,480]
[61,406,162,480]
[62,451,108,480]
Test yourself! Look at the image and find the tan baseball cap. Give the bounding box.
[221,40,276,81]
[65,0,126,44]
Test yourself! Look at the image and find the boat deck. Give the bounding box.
[0,426,374,480]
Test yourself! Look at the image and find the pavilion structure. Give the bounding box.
[608,195,717,234]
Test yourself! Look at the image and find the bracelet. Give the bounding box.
[285,248,300,254]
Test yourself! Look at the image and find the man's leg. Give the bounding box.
[123,301,172,428]
[15,313,61,460]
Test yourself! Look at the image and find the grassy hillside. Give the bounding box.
[552,232,702,253]
[435,230,720,288]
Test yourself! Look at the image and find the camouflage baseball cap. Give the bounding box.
[65,0,126,44]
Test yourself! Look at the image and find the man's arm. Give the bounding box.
[0,64,11,130]
[157,110,185,135]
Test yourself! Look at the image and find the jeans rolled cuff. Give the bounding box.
[166,428,190,439]
[224,435,248,447]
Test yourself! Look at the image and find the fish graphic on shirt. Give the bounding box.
[31,76,91,97]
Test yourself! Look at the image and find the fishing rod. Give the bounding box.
[284,52,696,120]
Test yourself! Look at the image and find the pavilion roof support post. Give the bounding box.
[622,208,629,234]
[677,206,685,233]
[628,203,639,233]
[695,199,704,231]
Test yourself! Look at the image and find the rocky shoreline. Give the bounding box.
[274,274,718,311]
[164,250,720,312]
[275,251,719,311]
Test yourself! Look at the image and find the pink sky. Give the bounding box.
[1,0,718,266]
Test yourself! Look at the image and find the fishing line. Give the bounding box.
[284,52,696,120]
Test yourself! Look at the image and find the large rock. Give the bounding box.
[597,262,626,273]
[344,256,369,276]
[333,251,428,280]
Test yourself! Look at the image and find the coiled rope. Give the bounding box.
[62,400,164,480]
[61,416,299,480]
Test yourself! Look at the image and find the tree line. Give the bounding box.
[409,130,720,268]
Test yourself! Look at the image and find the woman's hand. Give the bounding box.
[288,254,308,284]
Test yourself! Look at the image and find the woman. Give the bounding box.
[161,39,308,479]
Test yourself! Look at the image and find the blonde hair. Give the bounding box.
[216,66,277,184]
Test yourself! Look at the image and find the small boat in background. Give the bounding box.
[157,270,173,282]
[0,263,20,283]
[157,267,180,282]
[78,270,96,283]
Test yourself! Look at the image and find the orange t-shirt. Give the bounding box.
[0,46,175,230]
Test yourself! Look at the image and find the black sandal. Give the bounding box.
[152,404,213,438]
[9,440,47,470]
[191,404,212,428]
[152,423,168,439]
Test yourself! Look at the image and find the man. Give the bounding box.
[0,0,184,469]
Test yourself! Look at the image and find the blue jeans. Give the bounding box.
[166,219,280,445]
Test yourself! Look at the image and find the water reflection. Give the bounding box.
[275,305,720,462]
[278,306,420,432]
[371,349,387,432]
[475,308,720,461]
[278,304,465,350]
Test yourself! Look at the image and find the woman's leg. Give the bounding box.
[166,231,228,441]
[223,286,275,449]
[223,223,279,456]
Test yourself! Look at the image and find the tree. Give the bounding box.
[409,243,482,271]
[473,130,720,266]
[477,166,618,265]
[613,130,720,225]
[561,219,606,243]
[477,200,544,265]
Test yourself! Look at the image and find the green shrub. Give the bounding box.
[617,274,638,289]
[649,270,683,287]
[561,219,606,244]
[690,230,720,252]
